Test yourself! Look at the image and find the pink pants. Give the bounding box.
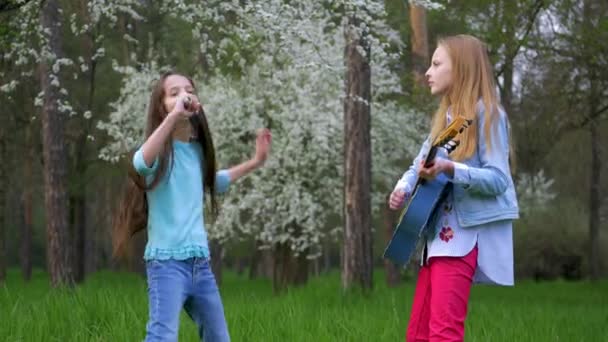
[405,246,478,342]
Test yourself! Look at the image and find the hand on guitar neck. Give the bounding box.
[416,118,468,182]
[418,157,454,181]
[388,157,455,210]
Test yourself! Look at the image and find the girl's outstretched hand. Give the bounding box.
[253,128,272,167]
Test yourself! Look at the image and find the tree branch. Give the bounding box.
[555,102,608,138]
[495,0,545,78]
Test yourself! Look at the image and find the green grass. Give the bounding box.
[1,269,607,341]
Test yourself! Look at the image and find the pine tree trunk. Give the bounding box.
[342,14,373,291]
[383,195,401,287]
[409,2,429,87]
[0,130,6,284]
[40,0,73,287]
[588,111,601,280]
[20,126,34,281]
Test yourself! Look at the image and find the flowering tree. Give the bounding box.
[98,0,426,288]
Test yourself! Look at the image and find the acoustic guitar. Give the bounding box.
[383,117,472,266]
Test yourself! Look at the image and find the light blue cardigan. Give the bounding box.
[395,102,519,285]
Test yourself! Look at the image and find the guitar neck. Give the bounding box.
[412,146,439,189]
[424,146,438,167]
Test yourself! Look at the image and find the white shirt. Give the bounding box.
[423,191,514,286]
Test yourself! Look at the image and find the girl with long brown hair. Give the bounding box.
[389,35,519,341]
[113,71,271,341]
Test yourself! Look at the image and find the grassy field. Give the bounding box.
[1,269,607,341]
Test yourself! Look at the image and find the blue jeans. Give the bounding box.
[144,257,230,342]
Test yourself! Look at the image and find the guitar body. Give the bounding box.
[383,173,453,266]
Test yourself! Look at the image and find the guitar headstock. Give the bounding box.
[431,117,472,151]
[443,139,460,154]
[420,116,473,168]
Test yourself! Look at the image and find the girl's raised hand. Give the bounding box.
[170,95,200,120]
[253,128,272,167]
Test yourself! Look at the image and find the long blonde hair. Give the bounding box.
[429,35,500,161]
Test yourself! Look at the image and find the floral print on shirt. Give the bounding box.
[439,200,455,243]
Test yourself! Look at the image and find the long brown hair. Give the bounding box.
[112,71,219,259]
[429,35,504,162]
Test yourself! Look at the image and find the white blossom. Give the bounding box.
[516,169,556,216]
[409,0,445,10]
[0,80,19,93]
[98,0,427,258]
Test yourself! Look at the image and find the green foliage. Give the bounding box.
[515,198,589,280]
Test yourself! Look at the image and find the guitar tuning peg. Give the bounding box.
[443,140,456,151]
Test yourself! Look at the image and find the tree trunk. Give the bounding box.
[248,240,261,280]
[383,195,401,287]
[322,240,332,273]
[101,178,116,270]
[0,130,6,284]
[210,240,224,286]
[588,109,601,280]
[20,126,34,281]
[70,195,86,283]
[40,0,73,287]
[502,59,514,115]
[262,249,274,278]
[583,0,602,281]
[342,14,373,291]
[118,14,132,66]
[409,2,429,87]
[272,242,309,294]
[499,0,514,115]
[69,0,99,284]
[70,135,89,283]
